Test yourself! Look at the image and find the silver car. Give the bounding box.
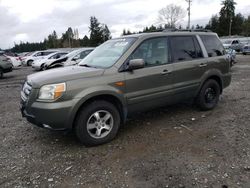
[242,45,250,55]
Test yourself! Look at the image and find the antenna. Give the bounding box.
[186,0,192,29]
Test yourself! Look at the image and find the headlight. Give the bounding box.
[38,83,66,100]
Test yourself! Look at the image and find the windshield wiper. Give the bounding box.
[79,64,102,69]
[79,64,95,68]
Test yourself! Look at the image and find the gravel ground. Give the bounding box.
[0,56,250,188]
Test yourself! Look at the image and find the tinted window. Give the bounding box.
[200,35,225,57]
[34,52,42,57]
[170,36,203,62]
[79,50,92,59]
[43,51,55,56]
[131,37,169,67]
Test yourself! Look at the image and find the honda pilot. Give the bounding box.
[21,31,231,146]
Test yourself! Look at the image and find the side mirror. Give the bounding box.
[127,59,145,71]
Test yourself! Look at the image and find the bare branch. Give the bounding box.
[157,4,186,28]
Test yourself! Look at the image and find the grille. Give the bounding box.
[21,81,32,102]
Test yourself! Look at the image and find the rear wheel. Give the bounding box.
[27,60,33,66]
[196,79,221,111]
[74,100,121,146]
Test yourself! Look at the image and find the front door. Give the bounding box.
[124,37,174,113]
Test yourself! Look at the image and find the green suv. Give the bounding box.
[21,31,231,146]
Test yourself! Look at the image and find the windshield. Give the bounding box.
[49,52,67,59]
[66,50,81,57]
[79,37,136,68]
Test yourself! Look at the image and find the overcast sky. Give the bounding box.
[0,0,249,49]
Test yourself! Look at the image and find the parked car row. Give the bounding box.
[0,48,95,78]
[221,38,250,56]
[31,48,94,71]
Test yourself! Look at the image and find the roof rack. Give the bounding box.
[163,28,212,32]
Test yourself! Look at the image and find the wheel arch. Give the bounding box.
[70,93,127,130]
[196,70,223,96]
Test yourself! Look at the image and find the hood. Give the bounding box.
[27,65,104,88]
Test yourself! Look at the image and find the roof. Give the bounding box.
[118,30,216,40]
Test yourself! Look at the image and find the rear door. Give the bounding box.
[124,37,174,112]
[170,35,207,99]
[199,34,227,74]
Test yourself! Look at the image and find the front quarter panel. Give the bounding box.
[65,71,127,128]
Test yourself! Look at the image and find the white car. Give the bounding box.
[32,52,68,71]
[3,55,22,67]
[22,50,58,66]
[44,48,94,70]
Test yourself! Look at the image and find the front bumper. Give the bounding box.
[32,65,42,71]
[20,97,78,131]
[2,66,13,73]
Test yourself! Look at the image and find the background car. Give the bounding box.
[0,55,13,78]
[22,50,58,66]
[3,54,22,67]
[44,48,94,70]
[221,39,244,52]
[225,47,237,66]
[32,51,68,71]
[242,45,250,55]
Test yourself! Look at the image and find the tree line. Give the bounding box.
[11,16,111,53]
[205,0,250,36]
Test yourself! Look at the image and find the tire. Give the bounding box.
[196,79,221,111]
[42,65,47,71]
[27,60,33,66]
[0,68,3,79]
[74,100,121,146]
[40,64,45,71]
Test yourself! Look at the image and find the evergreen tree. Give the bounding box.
[243,16,250,36]
[218,0,236,36]
[101,24,112,42]
[232,13,244,35]
[205,15,219,33]
[89,16,103,46]
[81,35,90,46]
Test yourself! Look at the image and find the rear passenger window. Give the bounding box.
[200,35,225,57]
[170,36,203,62]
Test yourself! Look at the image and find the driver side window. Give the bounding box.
[131,37,169,67]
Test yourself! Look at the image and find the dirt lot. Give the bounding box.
[1,56,250,188]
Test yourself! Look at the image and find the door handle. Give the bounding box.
[199,63,207,68]
[161,69,172,75]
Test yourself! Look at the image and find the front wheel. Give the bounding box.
[74,100,121,146]
[27,60,33,66]
[196,79,221,111]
